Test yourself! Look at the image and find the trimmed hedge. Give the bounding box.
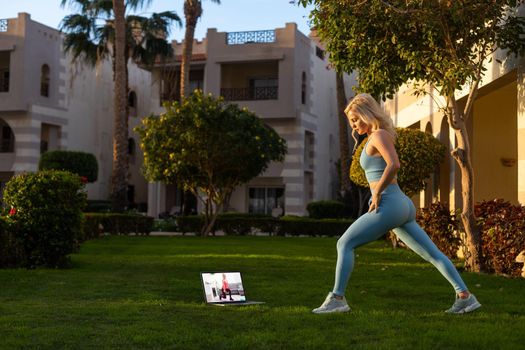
[277,216,353,236]
[177,213,353,236]
[306,200,348,219]
[177,213,277,235]
[83,213,154,238]
[475,199,525,277]
[85,200,112,213]
[39,150,98,183]
[2,170,86,268]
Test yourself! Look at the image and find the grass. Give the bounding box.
[1,236,524,349]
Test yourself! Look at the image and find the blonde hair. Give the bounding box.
[345,93,396,149]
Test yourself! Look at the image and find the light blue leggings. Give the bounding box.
[333,184,468,296]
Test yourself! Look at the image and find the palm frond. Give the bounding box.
[63,32,100,65]
[126,0,153,11]
[60,13,94,32]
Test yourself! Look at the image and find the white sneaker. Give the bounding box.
[312,292,351,314]
[445,294,481,314]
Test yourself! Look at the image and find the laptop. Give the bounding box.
[200,271,265,306]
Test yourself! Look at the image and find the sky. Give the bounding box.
[1,0,315,41]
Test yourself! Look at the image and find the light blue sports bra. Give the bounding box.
[359,137,391,183]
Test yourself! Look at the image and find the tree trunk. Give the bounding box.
[181,0,202,100]
[111,0,129,212]
[447,97,483,272]
[336,72,351,193]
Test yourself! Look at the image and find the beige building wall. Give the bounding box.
[146,23,348,217]
[472,81,518,203]
[0,13,150,207]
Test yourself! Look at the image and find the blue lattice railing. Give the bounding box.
[0,19,8,32]
[226,30,275,45]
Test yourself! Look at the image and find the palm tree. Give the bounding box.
[336,72,350,193]
[112,0,128,212]
[175,0,219,216]
[60,0,180,211]
[180,0,220,99]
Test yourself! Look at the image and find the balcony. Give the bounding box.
[220,86,278,101]
[226,30,275,45]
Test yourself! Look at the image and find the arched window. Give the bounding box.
[0,119,15,153]
[301,72,307,105]
[128,91,137,108]
[40,64,50,97]
[128,91,137,117]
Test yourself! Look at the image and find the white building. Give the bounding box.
[1,14,354,216]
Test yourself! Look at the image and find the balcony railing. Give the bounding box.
[0,19,8,32]
[226,30,275,45]
[220,86,278,101]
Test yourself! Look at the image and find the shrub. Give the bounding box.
[2,171,86,268]
[0,216,22,268]
[475,199,525,276]
[350,128,446,197]
[39,150,98,183]
[416,202,461,258]
[83,213,154,238]
[307,200,348,219]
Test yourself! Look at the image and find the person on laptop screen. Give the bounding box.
[220,273,234,301]
[201,272,264,306]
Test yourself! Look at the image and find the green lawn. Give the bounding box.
[1,236,524,349]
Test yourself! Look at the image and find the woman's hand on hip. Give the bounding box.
[368,192,382,213]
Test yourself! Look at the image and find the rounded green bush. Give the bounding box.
[2,170,87,268]
[39,150,98,183]
[350,128,446,197]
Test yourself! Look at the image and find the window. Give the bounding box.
[189,79,203,93]
[304,131,314,169]
[301,72,307,105]
[248,78,278,100]
[128,138,136,155]
[0,51,10,92]
[40,64,50,97]
[0,121,14,153]
[128,91,137,108]
[128,91,137,117]
[315,46,325,60]
[248,187,284,215]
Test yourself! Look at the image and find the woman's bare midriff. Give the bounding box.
[369,179,398,192]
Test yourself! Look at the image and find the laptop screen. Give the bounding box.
[201,272,247,303]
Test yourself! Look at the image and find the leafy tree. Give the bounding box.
[350,128,446,197]
[135,91,287,235]
[60,0,180,211]
[298,0,525,271]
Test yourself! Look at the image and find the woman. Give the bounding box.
[313,93,481,314]
[220,273,234,301]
